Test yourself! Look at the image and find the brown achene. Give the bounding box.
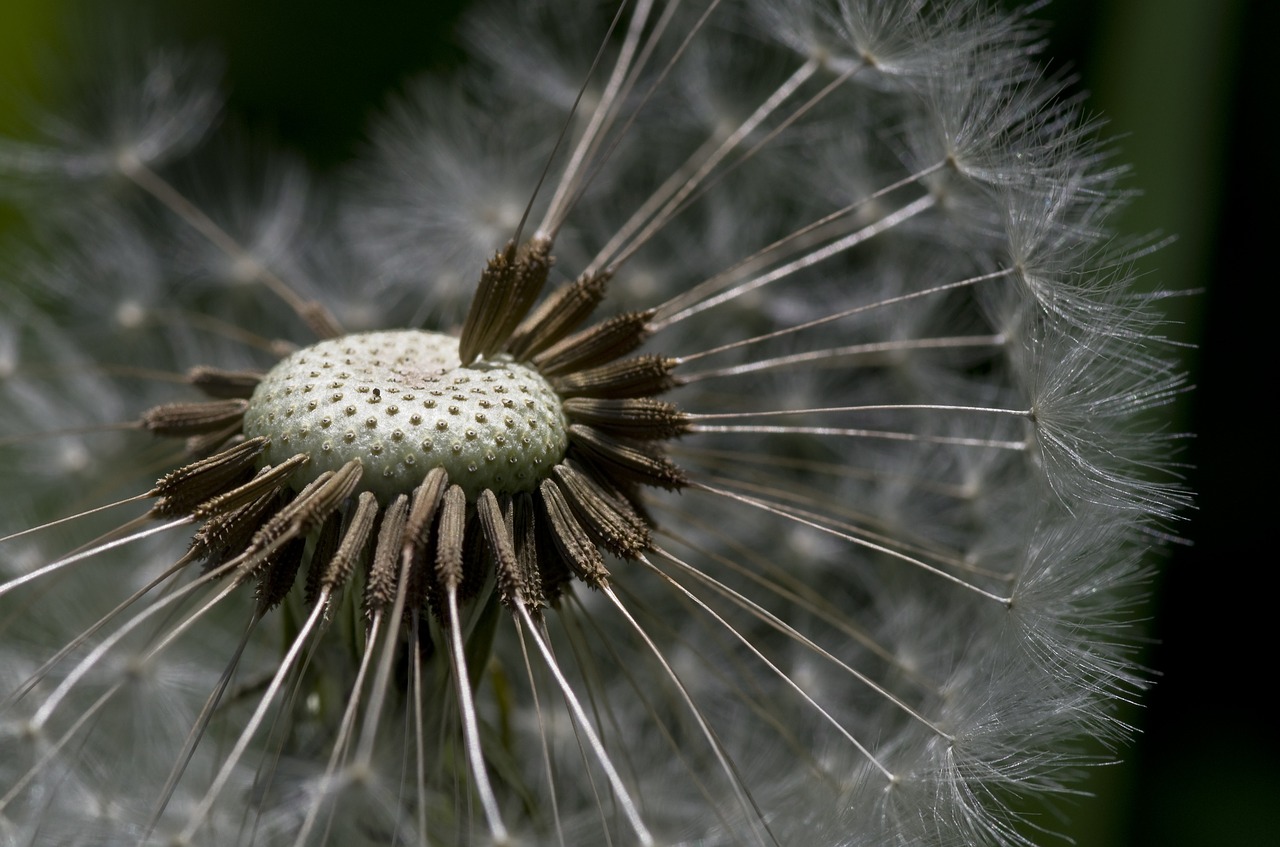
[139,235,692,625]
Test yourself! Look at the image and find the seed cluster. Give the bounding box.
[136,237,692,616]
[241,331,568,501]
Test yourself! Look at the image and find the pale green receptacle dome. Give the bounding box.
[243,330,569,501]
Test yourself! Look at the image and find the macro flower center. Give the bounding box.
[129,236,689,612]
[242,330,569,502]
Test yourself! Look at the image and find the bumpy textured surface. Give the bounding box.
[243,330,568,500]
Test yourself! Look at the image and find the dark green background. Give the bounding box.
[1,1,1268,844]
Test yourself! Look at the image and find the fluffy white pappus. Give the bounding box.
[0,33,222,198]
[341,79,560,321]
[1011,311,1192,520]
[0,1,1188,845]
[162,141,317,292]
[753,0,1031,85]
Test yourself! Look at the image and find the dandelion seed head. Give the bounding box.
[244,330,571,501]
[0,1,1192,844]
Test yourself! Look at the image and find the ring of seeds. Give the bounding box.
[138,237,691,612]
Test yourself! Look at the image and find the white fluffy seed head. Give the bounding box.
[243,330,569,501]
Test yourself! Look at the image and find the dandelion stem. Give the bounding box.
[177,595,329,843]
[144,611,259,840]
[692,424,1027,451]
[555,0,726,242]
[446,588,510,844]
[0,493,151,545]
[690,404,1033,421]
[678,334,1006,380]
[593,55,821,274]
[516,604,655,847]
[650,545,954,742]
[639,551,898,782]
[1,575,249,816]
[541,0,657,238]
[2,551,197,711]
[0,517,192,599]
[650,161,949,327]
[513,622,567,847]
[652,509,944,686]
[601,585,781,847]
[294,615,385,847]
[410,612,430,847]
[663,193,936,331]
[692,482,1013,605]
